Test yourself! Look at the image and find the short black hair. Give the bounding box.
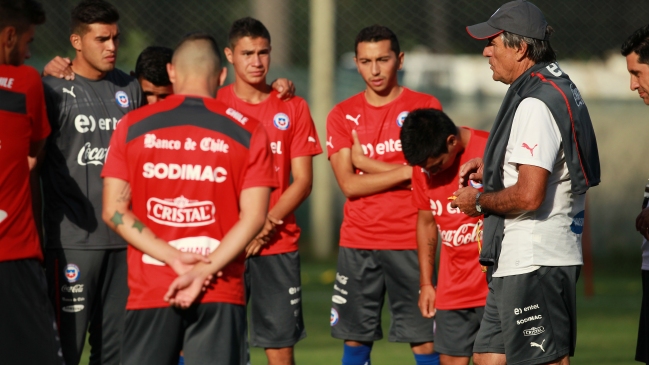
[622,25,649,65]
[228,17,270,49]
[354,25,400,56]
[400,108,458,166]
[70,0,119,36]
[0,0,45,33]
[135,46,173,86]
[175,32,221,69]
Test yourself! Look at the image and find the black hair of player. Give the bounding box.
[135,46,173,86]
[70,0,119,36]
[175,32,222,69]
[354,25,400,56]
[228,17,270,49]
[622,24,649,65]
[0,0,45,33]
[400,108,458,167]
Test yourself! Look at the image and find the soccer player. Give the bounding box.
[38,1,142,364]
[453,1,600,364]
[0,1,63,364]
[621,24,649,364]
[134,46,173,105]
[326,25,442,365]
[102,32,276,365]
[399,109,489,365]
[216,17,322,365]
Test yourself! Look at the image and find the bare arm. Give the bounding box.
[350,130,405,173]
[165,187,271,307]
[246,156,314,257]
[102,177,210,274]
[330,147,412,199]
[452,164,549,217]
[417,209,438,318]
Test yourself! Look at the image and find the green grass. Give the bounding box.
[79,259,642,365]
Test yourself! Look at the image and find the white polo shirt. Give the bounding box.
[493,97,585,278]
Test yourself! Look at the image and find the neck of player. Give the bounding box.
[232,77,271,104]
[71,56,108,80]
[173,76,219,99]
[364,82,403,107]
[457,126,471,151]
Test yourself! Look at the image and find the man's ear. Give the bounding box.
[217,66,228,87]
[397,51,405,71]
[166,63,175,84]
[516,41,529,62]
[224,47,234,64]
[70,33,82,52]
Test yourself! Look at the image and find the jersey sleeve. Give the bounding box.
[101,116,130,181]
[412,167,432,210]
[242,123,278,190]
[326,105,352,158]
[508,98,562,172]
[290,98,322,158]
[25,69,50,141]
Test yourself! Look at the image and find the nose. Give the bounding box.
[483,46,492,58]
[631,75,640,91]
[371,61,380,75]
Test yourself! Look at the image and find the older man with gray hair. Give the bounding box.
[451,1,600,365]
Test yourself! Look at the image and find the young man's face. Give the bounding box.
[226,36,270,86]
[139,77,173,105]
[74,23,119,73]
[421,135,460,175]
[626,52,649,105]
[6,25,35,66]
[355,40,403,95]
[483,35,519,85]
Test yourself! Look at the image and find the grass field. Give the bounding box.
[79,257,643,365]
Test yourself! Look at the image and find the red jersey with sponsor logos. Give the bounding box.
[216,86,322,255]
[102,95,277,309]
[0,65,50,262]
[327,88,442,249]
[412,128,489,309]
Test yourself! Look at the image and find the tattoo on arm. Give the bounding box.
[132,219,145,233]
[117,183,132,203]
[111,211,124,228]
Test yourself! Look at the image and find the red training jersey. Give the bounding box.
[412,128,489,309]
[327,87,442,250]
[0,65,50,262]
[217,86,322,255]
[102,95,277,309]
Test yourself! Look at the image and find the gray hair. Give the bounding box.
[500,26,556,63]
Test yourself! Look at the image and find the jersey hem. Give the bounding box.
[435,300,487,310]
[126,296,245,310]
[46,244,128,250]
[258,246,299,256]
[339,243,417,250]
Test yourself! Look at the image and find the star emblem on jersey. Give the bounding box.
[63,86,76,98]
[0,209,6,223]
[530,339,546,352]
[345,114,361,126]
[115,91,130,108]
[396,111,409,127]
[273,113,290,130]
[330,308,339,326]
[64,264,80,283]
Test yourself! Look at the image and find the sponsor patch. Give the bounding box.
[523,326,545,336]
[62,304,85,313]
[143,236,220,265]
[288,287,301,295]
[147,196,215,227]
[64,264,80,283]
[273,113,290,130]
[571,83,584,107]
[115,91,130,108]
[332,295,347,304]
[330,308,339,326]
[61,284,84,293]
[396,111,409,127]
[570,210,585,234]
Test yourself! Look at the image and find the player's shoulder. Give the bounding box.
[215,84,233,102]
[204,97,262,134]
[0,65,41,93]
[335,91,365,109]
[6,64,41,81]
[401,87,442,107]
[472,128,490,140]
[105,68,138,88]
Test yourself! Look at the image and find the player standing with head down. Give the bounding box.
[327,25,442,365]
[102,32,276,365]
[38,1,142,364]
[218,17,322,365]
[399,109,489,365]
[0,1,63,364]
[134,46,174,105]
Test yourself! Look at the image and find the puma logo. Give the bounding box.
[274,166,280,172]
[522,143,538,156]
[326,137,334,149]
[63,86,76,98]
[530,339,545,352]
[346,114,361,126]
[0,209,6,223]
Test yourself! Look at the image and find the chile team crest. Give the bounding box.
[273,113,290,130]
[396,111,409,127]
[115,91,130,108]
[65,264,80,283]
